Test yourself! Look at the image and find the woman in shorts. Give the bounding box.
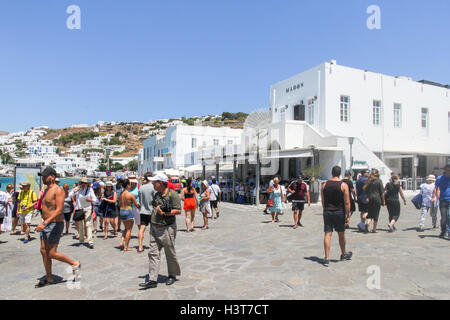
[199,180,211,230]
[119,179,140,251]
[62,184,75,235]
[181,178,198,232]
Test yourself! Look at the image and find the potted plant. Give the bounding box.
[303,164,323,203]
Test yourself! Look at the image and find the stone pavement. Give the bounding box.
[1,197,449,300]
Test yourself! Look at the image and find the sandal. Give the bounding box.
[72,262,82,281]
[35,278,55,288]
[123,248,133,252]
[137,248,144,253]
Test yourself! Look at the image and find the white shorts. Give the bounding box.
[19,213,33,224]
[133,207,140,226]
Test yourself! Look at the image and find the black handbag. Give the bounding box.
[73,209,85,221]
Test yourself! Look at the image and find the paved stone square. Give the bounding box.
[1,196,449,300]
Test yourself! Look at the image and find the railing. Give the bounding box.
[398,178,425,191]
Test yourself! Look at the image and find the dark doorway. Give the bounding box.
[401,158,412,178]
[294,105,305,121]
[417,156,426,178]
[289,158,297,179]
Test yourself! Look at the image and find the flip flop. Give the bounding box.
[35,279,55,288]
[137,249,144,253]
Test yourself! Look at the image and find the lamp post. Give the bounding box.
[105,147,111,172]
[348,137,355,172]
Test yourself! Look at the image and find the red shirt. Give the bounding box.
[167,181,176,191]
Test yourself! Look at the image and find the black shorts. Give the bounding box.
[323,210,346,233]
[40,222,64,245]
[358,202,368,213]
[292,202,305,211]
[210,200,218,209]
[0,217,3,224]
[63,211,72,222]
[140,214,151,226]
[367,203,381,222]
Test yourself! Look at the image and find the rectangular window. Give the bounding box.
[192,138,197,148]
[307,99,314,124]
[421,108,428,129]
[393,104,401,128]
[213,139,219,146]
[340,96,350,122]
[373,100,381,126]
[228,140,233,145]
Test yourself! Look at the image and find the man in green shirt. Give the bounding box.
[139,173,182,289]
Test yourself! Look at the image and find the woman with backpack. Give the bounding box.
[384,174,407,232]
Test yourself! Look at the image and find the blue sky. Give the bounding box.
[1,0,449,132]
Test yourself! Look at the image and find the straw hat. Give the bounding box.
[79,177,89,184]
[426,175,436,182]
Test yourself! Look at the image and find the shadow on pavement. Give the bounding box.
[419,235,450,241]
[37,274,67,285]
[304,256,339,265]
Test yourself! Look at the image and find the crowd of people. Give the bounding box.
[0,163,448,285]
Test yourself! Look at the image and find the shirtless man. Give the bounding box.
[34,167,81,288]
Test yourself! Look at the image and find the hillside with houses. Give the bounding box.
[0,113,247,177]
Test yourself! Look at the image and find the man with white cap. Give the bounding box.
[139,173,181,289]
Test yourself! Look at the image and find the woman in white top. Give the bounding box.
[418,175,437,231]
[70,178,97,249]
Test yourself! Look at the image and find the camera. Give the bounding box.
[152,198,172,213]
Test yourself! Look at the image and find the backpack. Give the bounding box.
[411,193,422,210]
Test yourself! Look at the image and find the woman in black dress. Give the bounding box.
[342,171,356,228]
[384,174,406,232]
[363,169,385,233]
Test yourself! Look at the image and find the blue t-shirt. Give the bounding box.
[356,176,368,204]
[435,175,450,202]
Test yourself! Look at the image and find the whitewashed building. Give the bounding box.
[140,125,242,174]
[258,60,449,183]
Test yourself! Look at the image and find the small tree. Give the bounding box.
[127,159,138,172]
[303,164,323,193]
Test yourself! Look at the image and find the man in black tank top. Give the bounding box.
[320,166,353,267]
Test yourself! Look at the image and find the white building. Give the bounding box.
[249,60,449,183]
[140,125,243,174]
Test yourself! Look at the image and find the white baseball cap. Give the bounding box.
[149,173,168,183]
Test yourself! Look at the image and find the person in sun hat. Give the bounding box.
[418,174,437,232]
[69,177,97,249]
[17,181,38,243]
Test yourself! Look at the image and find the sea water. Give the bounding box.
[0,177,80,191]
